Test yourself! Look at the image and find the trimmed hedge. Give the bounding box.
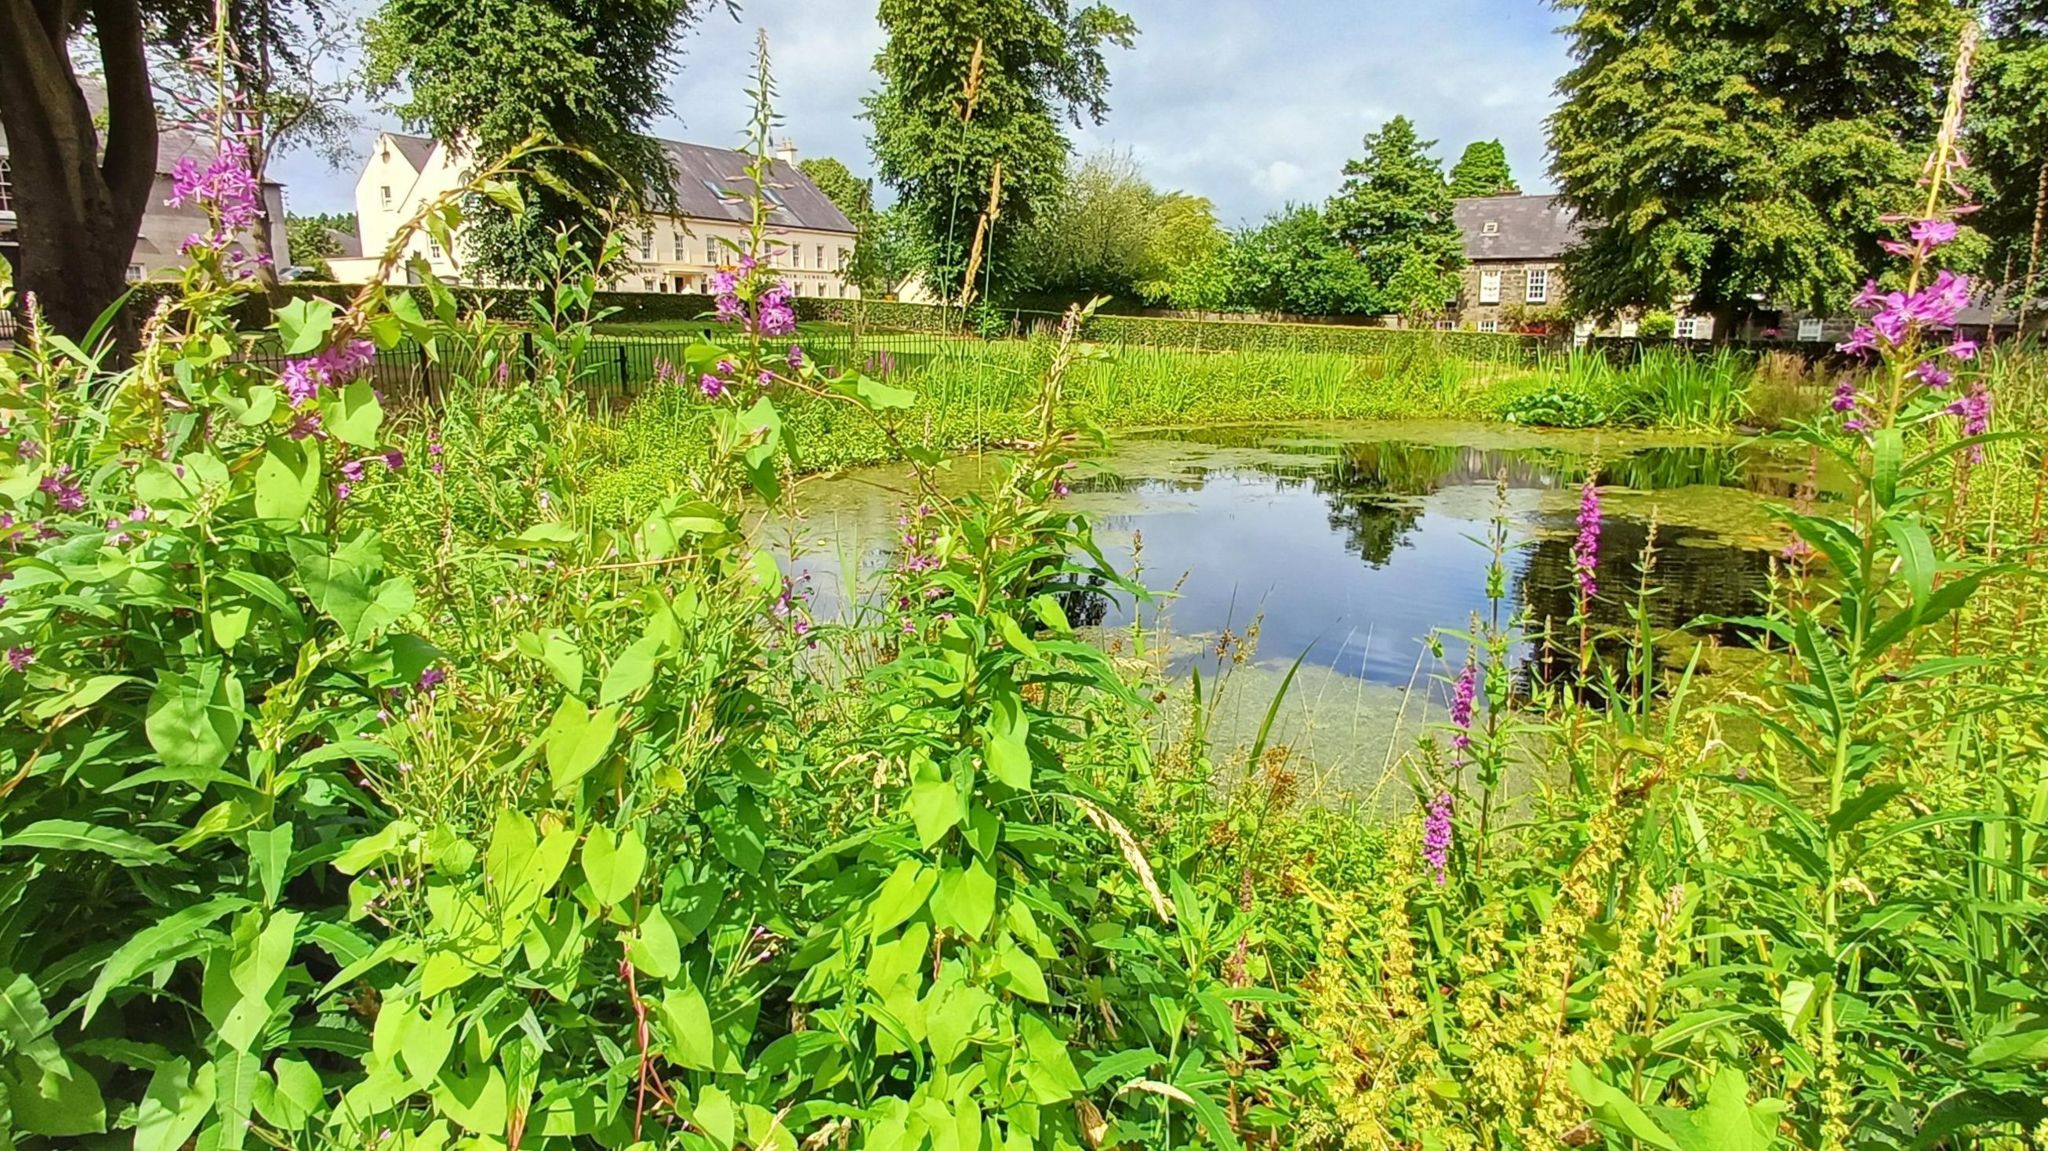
[1072,313,1541,361]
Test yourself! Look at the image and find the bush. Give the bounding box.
[1075,312,1539,362]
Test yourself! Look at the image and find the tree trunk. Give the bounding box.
[0,0,160,343]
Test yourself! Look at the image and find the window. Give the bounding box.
[640,229,654,260]
[791,245,801,269]
[1478,320,1500,333]
[1434,319,1455,331]
[705,235,718,265]
[126,264,145,282]
[838,247,851,270]
[0,157,13,213]
[642,277,655,291]
[1526,268,1550,304]
[1619,317,1640,338]
[1479,269,1502,305]
[380,185,392,209]
[427,234,443,259]
[817,244,826,269]
[1797,317,1825,342]
[1675,316,1700,340]
[673,231,687,262]
[1481,221,1500,235]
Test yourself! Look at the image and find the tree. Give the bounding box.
[151,0,358,288]
[798,156,875,220]
[285,211,352,277]
[1449,139,1519,198]
[1549,0,1962,322]
[865,0,1136,301]
[1225,204,1378,317]
[1137,192,1230,310]
[1326,115,1464,318]
[1973,3,2048,304]
[1013,149,1160,298]
[362,0,733,283]
[0,0,209,338]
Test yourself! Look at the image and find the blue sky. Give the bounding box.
[272,0,1573,226]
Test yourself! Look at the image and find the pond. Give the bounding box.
[784,421,1823,789]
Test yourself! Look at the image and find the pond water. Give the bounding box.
[784,421,1822,790]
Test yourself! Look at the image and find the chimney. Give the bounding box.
[775,138,798,166]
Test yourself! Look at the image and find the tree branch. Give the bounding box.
[93,0,159,225]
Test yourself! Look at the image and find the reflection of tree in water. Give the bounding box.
[1514,514,1773,693]
[1056,570,1115,629]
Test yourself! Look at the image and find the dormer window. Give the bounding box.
[1482,221,1500,235]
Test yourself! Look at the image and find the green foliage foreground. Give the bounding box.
[2,75,2047,1151]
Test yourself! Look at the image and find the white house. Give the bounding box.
[330,132,861,297]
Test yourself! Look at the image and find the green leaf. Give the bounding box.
[868,861,937,940]
[253,437,321,523]
[660,981,715,1070]
[78,897,248,1024]
[253,1058,323,1130]
[1656,1066,1782,1151]
[1872,427,1902,509]
[274,297,338,355]
[983,683,1031,790]
[628,907,681,980]
[3,1051,108,1136]
[2,819,172,866]
[598,637,661,706]
[581,826,646,908]
[1569,1062,1681,1151]
[145,664,246,773]
[696,1084,737,1151]
[830,371,916,411]
[246,823,293,907]
[327,379,384,447]
[135,1058,215,1151]
[931,860,996,939]
[909,760,964,848]
[997,940,1049,1003]
[1018,1013,1084,1103]
[545,697,620,797]
[516,628,583,694]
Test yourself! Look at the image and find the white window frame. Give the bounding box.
[1797,317,1825,342]
[380,185,392,209]
[791,245,802,269]
[641,277,655,291]
[427,234,443,259]
[1478,319,1500,333]
[640,229,654,260]
[705,236,718,265]
[125,263,145,282]
[1481,221,1500,235]
[1479,269,1502,305]
[1526,268,1550,305]
[0,157,14,213]
[1674,316,1700,340]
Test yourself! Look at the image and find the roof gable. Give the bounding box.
[656,139,856,234]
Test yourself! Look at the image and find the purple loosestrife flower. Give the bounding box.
[340,458,367,483]
[1838,327,1879,355]
[384,450,405,472]
[278,339,376,409]
[1449,657,1479,755]
[757,369,775,388]
[1948,336,1979,361]
[1910,218,1959,247]
[1911,362,1954,390]
[335,481,353,502]
[700,374,727,399]
[1572,475,1602,601]
[39,466,83,512]
[1832,379,1860,413]
[787,344,805,371]
[717,359,738,377]
[417,666,448,693]
[168,138,261,247]
[1423,791,1454,887]
[6,646,32,673]
[14,440,39,461]
[1948,383,1992,437]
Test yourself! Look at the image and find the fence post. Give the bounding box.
[523,331,536,383]
[416,341,431,397]
[617,343,629,396]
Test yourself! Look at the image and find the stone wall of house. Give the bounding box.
[1454,259,1563,331]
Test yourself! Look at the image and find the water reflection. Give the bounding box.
[795,425,1802,689]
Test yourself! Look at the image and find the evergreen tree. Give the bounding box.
[865,0,1137,301]
[1449,140,1519,198]
[1326,115,1464,316]
[1549,0,1962,320]
[363,0,728,283]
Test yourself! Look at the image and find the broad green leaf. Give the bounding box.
[1018,1013,1084,1103]
[145,664,245,773]
[983,685,1031,790]
[696,1083,737,1151]
[1569,1062,1681,1151]
[545,697,620,796]
[274,297,337,355]
[997,940,1049,1003]
[253,438,320,523]
[628,907,681,980]
[908,760,963,848]
[931,860,996,940]
[252,1058,323,1130]
[599,637,661,706]
[3,1052,108,1136]
[247,823,293,907]
[868,861,937,940]
[661,982,715,1070]
[327,379,384,447]
[135,1058,215,1151]
[1656,1066,1782,1151]
[581,826,646,908]
[1872,427,1902,509]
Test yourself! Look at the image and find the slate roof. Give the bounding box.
[1454,194,1582,261]
[326,228,363,259]
[655,139,856,234]
[385,133,438,173]
[3,80,281,188]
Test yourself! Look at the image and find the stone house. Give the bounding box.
[0,82,290,284]
[1446,194,1716,339]
[330,133,860,297]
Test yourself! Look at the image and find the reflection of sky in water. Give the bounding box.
[781,423,1793,689]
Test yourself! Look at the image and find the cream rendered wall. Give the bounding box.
[331,134,467,283]
[617,216,859,299]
